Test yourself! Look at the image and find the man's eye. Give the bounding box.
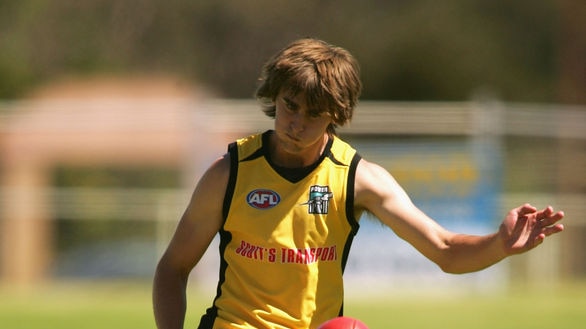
[309,110,328,119]
[283,99,295,110]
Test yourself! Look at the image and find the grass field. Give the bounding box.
[1,280,585,329]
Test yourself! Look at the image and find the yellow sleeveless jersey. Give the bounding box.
[198,130,362,329]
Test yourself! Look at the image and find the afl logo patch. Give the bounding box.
[247,189,281,209]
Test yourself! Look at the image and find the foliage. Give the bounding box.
[0,0,566,102]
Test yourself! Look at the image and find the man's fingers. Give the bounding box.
[543,224,564,236]
[535,206,555,220]
[533,234,545,247]
[518,203,537,217]
[538,209,565,227]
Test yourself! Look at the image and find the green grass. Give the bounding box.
[1,280,585,329]
[345,284,586,329]
[0,281,156,329]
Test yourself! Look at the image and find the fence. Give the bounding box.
[1,98,584,289]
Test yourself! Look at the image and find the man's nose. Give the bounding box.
[290,112,305,132]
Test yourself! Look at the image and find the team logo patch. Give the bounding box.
[301,185,333,214]
[247,189,281,209]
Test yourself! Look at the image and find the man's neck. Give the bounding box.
[268,132,329,168]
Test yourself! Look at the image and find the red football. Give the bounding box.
[317,316,369,329]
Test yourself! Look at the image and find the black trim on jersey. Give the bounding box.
[338,152,362,317]
[326,150,345,166]
[344,152,362,239]
[264,130,335,183]
[222,142,238,221]
[340,152,361,272]
[241,146,264,163]
[272,163,321,183]
[223,142,239,220]
[198,142,239,329]
[198,230,232,329]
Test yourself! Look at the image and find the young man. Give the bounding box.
[153,38,565,329]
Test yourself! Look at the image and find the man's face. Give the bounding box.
[272,89,333,158]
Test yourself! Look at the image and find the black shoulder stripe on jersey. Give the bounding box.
[223,142,239,220]
[199,143,239,328]
[338,151,362,317]
[241,147,264,162]
[326,152,346,166]
[341,152,362,268]
[241,130,271,162]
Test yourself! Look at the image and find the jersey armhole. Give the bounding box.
[341,152,362,277]
[345,152,362,234]
[222,142,239,221]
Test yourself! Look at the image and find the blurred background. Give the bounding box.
[0,0,585,327]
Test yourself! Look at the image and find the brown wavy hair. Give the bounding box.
[256,38,362,135]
